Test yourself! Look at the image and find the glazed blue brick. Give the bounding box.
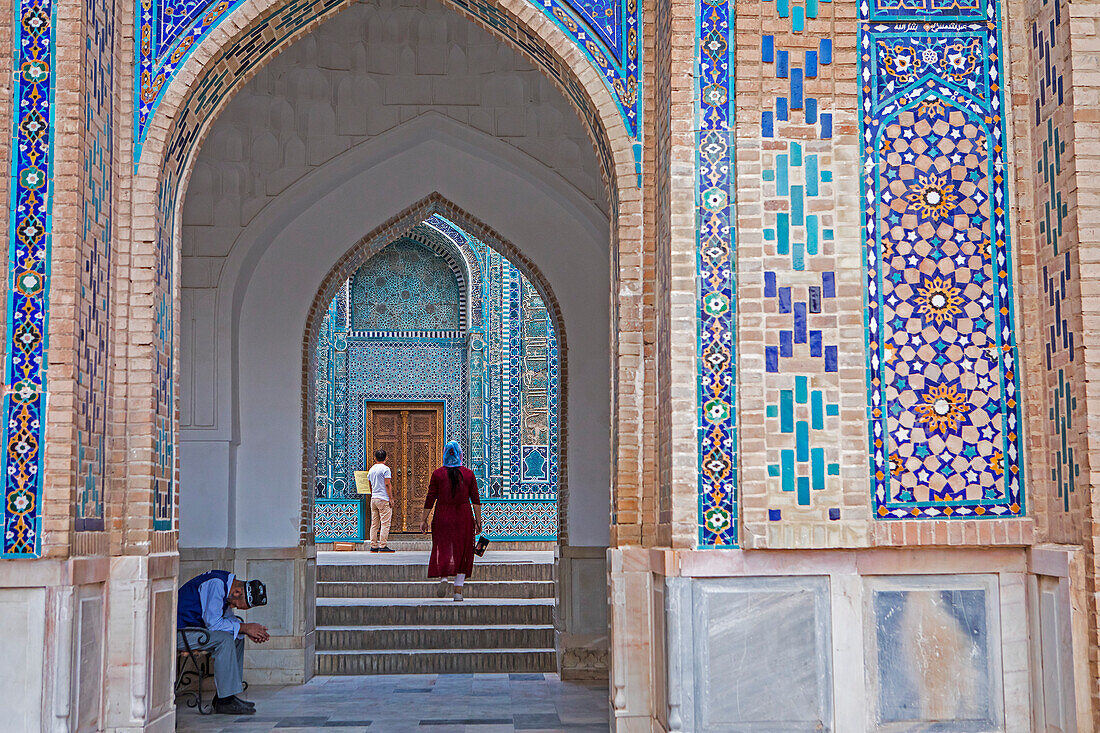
[805,51,818,77]
[763,35,775,63]
[777,97,789,121]
[778,287,792,313]
[820,113,832,138]
[763,111,775,137]
[824,345,838,373]
[780,330,793,357]
[777,50,789,78]
[769,508,782,521]
[794,303,807,343]
[810,330,823,357]
[766,346,779,373]
[809,286,822,313]
[822,272,836,298]
[828,508,841,520]
[820,38,832,64]
[791,69,804,110]
[764,271,777,297]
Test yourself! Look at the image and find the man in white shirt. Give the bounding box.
[367,449,395,552]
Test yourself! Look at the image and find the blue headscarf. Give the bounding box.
[442,441,463,468]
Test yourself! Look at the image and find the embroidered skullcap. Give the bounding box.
[442,441,463,468]
[245,580,268,608]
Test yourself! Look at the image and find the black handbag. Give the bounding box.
[474,535,490,556]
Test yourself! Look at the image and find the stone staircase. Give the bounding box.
[315,551,556,674]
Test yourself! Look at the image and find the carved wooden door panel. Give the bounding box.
[405,410,441,531]
[369,409,404,529]
[365,403,443,532]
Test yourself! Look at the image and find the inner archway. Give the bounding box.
[309,208,564,545]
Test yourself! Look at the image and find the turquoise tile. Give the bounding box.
[777,155,789,195]
[782,450,795,492]
[795,376,808,403]
[790,142,802,167]
[827,463,840,475]
[777,213,790,255]
[796,420,809,461]
[811,390,824,429]
[807,215,819,256]
[768,464,781,477]
[826,402,839,416]
[791,185,804,227]
[766,404,779,418]
[811,448,825,490]
[806,155,819,196]
[797,476,810,505]
[780,390,794,433]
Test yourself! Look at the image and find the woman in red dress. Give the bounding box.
[420,441,482,601]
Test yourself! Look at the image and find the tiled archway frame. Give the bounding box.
[128,0,642,542]
[303,194,572,543]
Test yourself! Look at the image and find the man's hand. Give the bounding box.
[474,520,482,536]
[240,622,270,643]
[420,518,430,533]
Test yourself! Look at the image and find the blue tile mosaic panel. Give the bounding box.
[696,0,736,547]
[314,499,363,541]
[351,241,461,332]
[76,0,115,532]
[3,0,57,556]
[860,1,1024,518]
[134,0,641,163]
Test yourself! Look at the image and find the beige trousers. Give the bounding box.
[369,497,392,548]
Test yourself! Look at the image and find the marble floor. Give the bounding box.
[175,673,610,732]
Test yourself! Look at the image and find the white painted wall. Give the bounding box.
[179,0,612,549]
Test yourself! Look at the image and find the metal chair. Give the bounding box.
[175,627,214,714]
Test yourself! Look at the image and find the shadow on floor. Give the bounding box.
[175,673,611,732]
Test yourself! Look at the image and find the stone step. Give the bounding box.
[318,562,553,583]
[316,598,554,626]
[318,537,555,552]
[316,624,556,651]
[315,648,555,675]
[317,579,554,599]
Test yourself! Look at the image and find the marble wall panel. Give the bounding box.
[0,588,45,729]
[667,576,833,731]
[863,574,1003,730]
[75,590,105,730]
[245,559,295,636]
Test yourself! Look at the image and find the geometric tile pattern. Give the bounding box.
[860,0,1025,518]
[696,0,737,547]
[314,499,363,541]
[350,240,461,332]
[3,0,56,555]
[1028,0,1083,528]
[480,501,557,539]
[76,0,115,532]
[134,0,641,161]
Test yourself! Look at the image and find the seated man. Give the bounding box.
[177,570,270,715]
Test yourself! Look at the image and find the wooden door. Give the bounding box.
[365,402,444,532]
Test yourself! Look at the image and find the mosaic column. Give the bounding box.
[1019,0,1089,542]
[859,0,1025,522]
[3,0,56,557]
[734,0,871,548]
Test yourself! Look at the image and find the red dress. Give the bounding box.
[424,466,480,578]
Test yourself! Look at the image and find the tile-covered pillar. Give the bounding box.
[735,0,871,547]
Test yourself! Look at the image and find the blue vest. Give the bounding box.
[177,570,232,629]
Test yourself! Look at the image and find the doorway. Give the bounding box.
[364,402,444,532]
